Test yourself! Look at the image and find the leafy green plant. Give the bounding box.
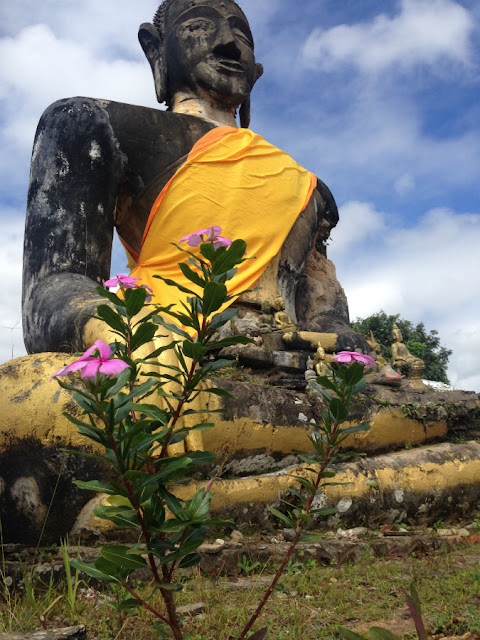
[238,555,262,576]
[52,231,251,640]
[60,539,84,623]
[235,352,373,640]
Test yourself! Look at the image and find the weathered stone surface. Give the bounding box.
[0,626,86,640]
[272,350,307,372]
[219,344,274,368]
[176,602,205,616]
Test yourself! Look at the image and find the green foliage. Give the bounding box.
[352,310,452,383]
[53,238,251,639]
[238,359,372,640]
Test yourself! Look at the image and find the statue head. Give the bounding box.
[367,330,381,354]
[315,343,325,359]
[392,323,403,342]
[139,0,263,127]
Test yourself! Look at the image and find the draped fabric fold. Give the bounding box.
[125,126,316,318]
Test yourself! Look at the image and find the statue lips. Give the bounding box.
[215,58,245,74]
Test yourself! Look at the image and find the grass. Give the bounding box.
[1,539,479,639]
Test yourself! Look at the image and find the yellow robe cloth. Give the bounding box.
[127,126,316,316]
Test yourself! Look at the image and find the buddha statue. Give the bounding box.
[273,296,296,333]
[22,0,365,355]
[313,343,327,377]
[391,323,426,383]
[366,331,388,370]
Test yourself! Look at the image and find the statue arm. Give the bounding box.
[294,180,351,332]
[22,98,126,353]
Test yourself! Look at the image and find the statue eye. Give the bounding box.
[233,28,252,47]
[179,18,215,38]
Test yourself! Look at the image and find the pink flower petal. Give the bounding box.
[92,339,113,361]
[99,359,130,376]
[213,236,232,248]
[80,360,101,379]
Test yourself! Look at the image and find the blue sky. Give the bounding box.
[0,0,479,390]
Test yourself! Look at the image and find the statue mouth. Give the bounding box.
[215,59,245,74]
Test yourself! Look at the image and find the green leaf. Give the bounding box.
[131,322,157,352]
[312,375,338,393]
[343,361,365,386]
[158,488,186,520]
[73,479,118,495]
[212,239,247,275]
[95,286,126,307]
[406,583,428,640]
[203,387,234,398]
[185,450,217,465]
[71,421,110,447]
[154,315,191,339]
[178,262,205,288]
[153,275,197,296]
[70,559,118,583]
[368,628,400,640]
[115,597,140,612]
[106,368,132,397]
[337,628,366,640]
[178,553,202,569]
[125,286,148,317]
[201,358,235,374]
[202,281,227,316]
[328,397,348,422]
[94,505,140,528]
[290,475,316,493]
[208,307,238,331]
[100,545,147,570]
[268,507,294,528]
[134,404,170,424]
[310,507,337,516]
[340,423,371,436]
[298,532,328,543]
[199,241,217,262]
[97,304,127,333]
[182,340,207,360]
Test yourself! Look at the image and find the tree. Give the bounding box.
[351,311,452,384]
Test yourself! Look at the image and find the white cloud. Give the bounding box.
[328,201,385,253]
[330,202,480,391]
[302,0,474,74]
[0,212,26,363]
[394,173,415,196]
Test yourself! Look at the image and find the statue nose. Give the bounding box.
[213,21,241,60]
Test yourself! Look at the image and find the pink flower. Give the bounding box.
[104,274,141,289]
[179,226,232,250]
[51,339,130,380]
[140,284,153,303]
[332,351,376,368]
[204,479,213,493]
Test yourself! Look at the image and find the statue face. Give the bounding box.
[164,0,257,106]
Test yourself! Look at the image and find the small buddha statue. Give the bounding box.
[367,331,388,370]
[313,342,327,377]
[273,296,296,333]
[258,300,274,333]
[391,323,425,381]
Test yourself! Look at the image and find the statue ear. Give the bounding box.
[239,63,263,128]
[138,23,167,104]
[254,63,264,84]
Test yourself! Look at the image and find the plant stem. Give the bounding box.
[237,395,346,640]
